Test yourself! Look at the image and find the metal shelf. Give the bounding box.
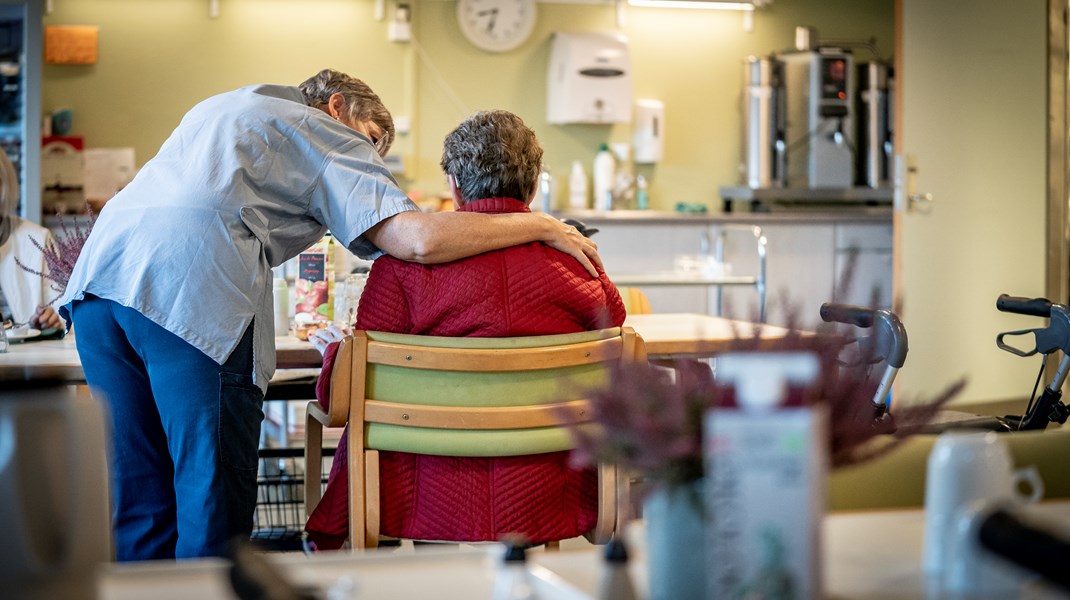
[720,185,893,213]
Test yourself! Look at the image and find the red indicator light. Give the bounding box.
[838,91,846,100]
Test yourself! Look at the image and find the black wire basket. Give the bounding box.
[251,446,334,552]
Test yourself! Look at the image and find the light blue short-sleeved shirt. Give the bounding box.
[58,84,417,392]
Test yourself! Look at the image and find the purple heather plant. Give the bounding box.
[567,299,964,492]
[15,207,96,301]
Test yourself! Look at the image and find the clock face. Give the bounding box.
[456,0,537,53]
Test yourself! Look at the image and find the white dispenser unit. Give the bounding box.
[633,99,664,164]
[547,32,632,124]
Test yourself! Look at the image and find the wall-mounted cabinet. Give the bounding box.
[0,0,40,224]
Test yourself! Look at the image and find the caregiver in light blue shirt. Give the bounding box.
[57,69,600,561]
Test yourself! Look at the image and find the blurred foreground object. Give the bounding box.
[0,380,110,599]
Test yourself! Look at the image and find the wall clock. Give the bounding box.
[456,0,537,53]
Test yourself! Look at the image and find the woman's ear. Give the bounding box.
[327,93,347,121]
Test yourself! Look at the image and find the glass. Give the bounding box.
[0,323,7,353]
[335,273,368,328]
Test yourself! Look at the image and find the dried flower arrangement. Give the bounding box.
[568,279,965,492]
[15,207,96,301]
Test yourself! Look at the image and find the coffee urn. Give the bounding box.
[857,61,893,189]
[741,55,786,189]
[780,49,856,188]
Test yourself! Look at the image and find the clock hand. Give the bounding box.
[477,7,499,33]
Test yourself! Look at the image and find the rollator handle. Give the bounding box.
[820,303,875,328]
[820,303,908,369]
[996,294,1053,318]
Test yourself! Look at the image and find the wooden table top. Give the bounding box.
[0,313,804,381]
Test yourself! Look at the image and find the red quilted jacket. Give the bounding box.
[305,197,626,549]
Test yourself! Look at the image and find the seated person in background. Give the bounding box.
[0,150,63,332]
[306,110,626,549]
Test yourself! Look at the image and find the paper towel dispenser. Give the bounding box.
[547,32,632,124]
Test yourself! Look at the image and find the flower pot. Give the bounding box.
[643,479,706,600]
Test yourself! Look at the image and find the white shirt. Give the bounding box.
[58,84,416,391]
[0,217,56,326]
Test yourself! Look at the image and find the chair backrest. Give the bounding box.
[328,327,645,457]
[619,287,652,315]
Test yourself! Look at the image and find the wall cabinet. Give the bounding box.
[0,0,41,224]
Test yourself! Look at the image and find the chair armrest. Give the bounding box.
[322,335,354,428]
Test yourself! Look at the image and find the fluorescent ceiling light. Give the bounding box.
[627,0,755,9]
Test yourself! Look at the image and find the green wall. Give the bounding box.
[42,0,893,212]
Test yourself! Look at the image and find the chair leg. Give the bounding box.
[365,449,381,549]
[585,461,617,544]
[348,424,367,550]
[615,465,633,534]
[304,403,324,518]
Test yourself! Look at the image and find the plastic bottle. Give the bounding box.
[597,537,638,600]
[635,174,649,210]
[491,542,537,600]
[538,167,553,212]
[593,143,616,212]
[568,160,589,210]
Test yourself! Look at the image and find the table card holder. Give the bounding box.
[705,351,826,600]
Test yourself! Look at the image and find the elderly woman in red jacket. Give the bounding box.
[306,110,626,549]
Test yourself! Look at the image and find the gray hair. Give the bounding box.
[299,68,395,156]
[440,111,543,205]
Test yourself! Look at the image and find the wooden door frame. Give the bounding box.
[1048,0,1069,305]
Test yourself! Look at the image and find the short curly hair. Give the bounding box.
[440,110,543,205]
[299,68,395,156]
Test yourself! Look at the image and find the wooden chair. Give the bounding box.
[304,327,646,549]
[619,286,653,315]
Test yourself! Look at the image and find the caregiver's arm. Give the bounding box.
[365,210,602,276]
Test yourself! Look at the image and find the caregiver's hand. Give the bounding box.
[540,213,602,277]
[308,324,347,356]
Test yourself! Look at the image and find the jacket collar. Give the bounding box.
[457,197,531,214]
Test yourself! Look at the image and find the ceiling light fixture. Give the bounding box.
[627,0,754,8]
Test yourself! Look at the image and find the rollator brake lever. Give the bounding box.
[996,328,1044,357]
[997,308,1070,357]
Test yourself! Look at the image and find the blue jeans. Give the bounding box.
[72,295,264,560]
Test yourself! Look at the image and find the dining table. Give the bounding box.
[0,313,804,382]
[94,502,1070,599]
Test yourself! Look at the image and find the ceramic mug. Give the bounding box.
[922,430,1044,574]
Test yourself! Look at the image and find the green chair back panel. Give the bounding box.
[365,423,576,457]
[366,363,608,407]
[359,328,625,455]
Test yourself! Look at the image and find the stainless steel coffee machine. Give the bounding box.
[741,56,786,189]
[740,51,894,192]
[780,48,856,188]
[856,61,893,189]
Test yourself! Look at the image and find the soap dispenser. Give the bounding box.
[568,160,589,210]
